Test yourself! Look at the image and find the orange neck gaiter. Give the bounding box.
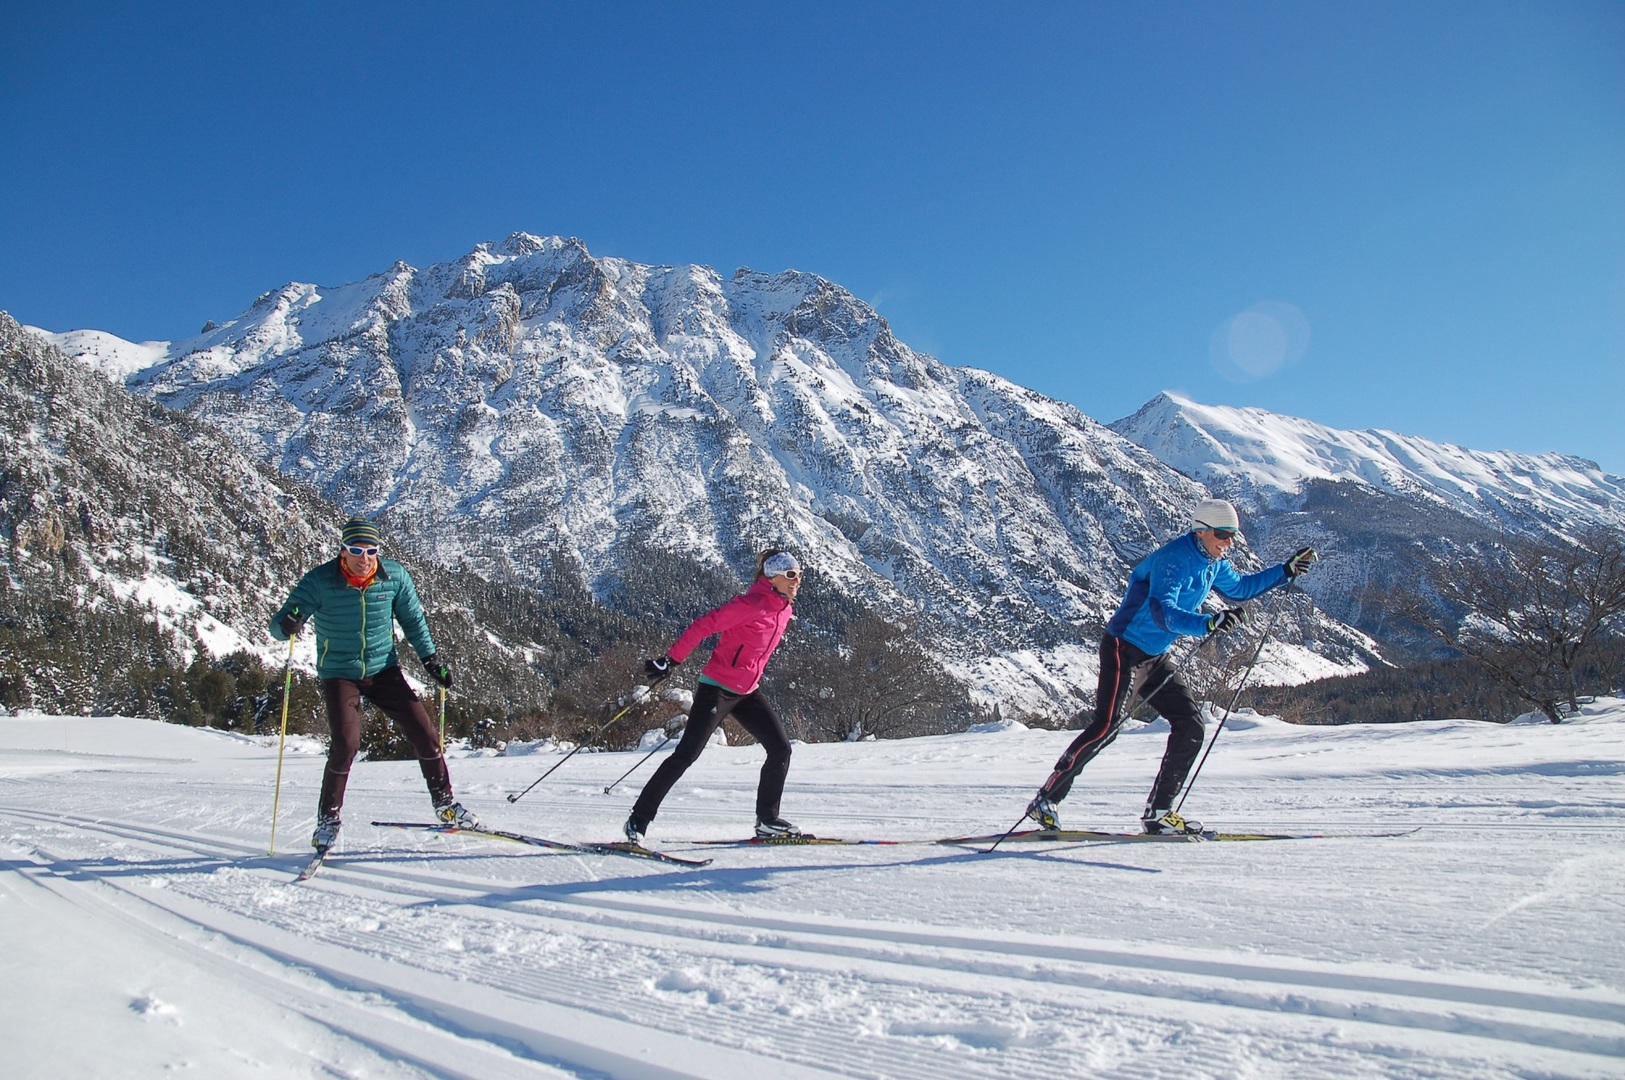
[342,563,378,590]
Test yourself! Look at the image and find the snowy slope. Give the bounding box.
[3,704,1623,1078]
[0,313,333,673]
[26,325,171,383]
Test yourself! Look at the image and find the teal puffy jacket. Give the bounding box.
[269,557,436,680]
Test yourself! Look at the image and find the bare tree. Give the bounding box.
[547,644,676,749]
[833,615,955,740]
[779,614,965,741]
[1395,526,1625,723]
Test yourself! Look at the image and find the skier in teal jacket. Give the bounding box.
[1025,499,1317,836]
[271,515,478,849]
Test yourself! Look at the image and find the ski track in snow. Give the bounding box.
[3,711,1625,1078]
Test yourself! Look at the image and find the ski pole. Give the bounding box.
[436,686,447,753]
[603,733,673,795]
[983,808,1038,854]
[1176,585,1295,813]
[507,681,661,804]
[269,633,296,855]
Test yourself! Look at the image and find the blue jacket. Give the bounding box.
[270,557,436,680]
[1104,532,1287,656]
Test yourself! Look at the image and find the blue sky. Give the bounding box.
[3,2,1622,472]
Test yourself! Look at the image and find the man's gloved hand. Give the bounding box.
[278,611,305,638]
[1284,547,1319,578]
[422,654,453,689]
[644,655,676,681]
[1207,608,1250,635]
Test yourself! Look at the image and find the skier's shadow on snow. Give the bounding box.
[23,847,490,884]
[20,852,284,882]
[445,847,1159,906]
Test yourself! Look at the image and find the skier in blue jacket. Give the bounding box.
[1027,499,1317,835]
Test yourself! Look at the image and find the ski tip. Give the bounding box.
[292,850,329,882]
[594,841,713,867]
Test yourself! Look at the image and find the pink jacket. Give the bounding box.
[668,577,794,694]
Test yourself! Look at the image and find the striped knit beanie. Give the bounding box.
[341,516,381,547]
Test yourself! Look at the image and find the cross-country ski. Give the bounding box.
[939,827,1421,848]
[374,820,714,867]
[690,835,911,847]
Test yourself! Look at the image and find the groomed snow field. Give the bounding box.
[3,702,1622,1078]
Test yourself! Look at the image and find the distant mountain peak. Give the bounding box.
[1113,392,1625,532]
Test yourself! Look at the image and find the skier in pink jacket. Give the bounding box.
[623,550,803,844]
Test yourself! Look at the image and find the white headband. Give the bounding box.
[763,552,802,577]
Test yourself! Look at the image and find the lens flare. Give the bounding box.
[1210,301,1311,382]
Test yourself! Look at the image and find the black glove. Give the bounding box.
[1284,547,1319,578]
[1207,607,1249,635]
[644,655,675,681]
[422,654,453,689]
[278,611,306,638]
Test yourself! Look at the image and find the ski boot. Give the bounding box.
[311,812,341,850]
[1026,794,1061,831]
[754,816,803,840]
[1142,808,1205,836]
[434,799,481,830]
[623,813,650,845]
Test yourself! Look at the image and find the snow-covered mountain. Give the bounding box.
[0,312,591,723]
[1110,392,1625,648]
[31,234,1376,714]
[1,311,328,672]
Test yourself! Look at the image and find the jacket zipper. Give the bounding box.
[358,586,369,678]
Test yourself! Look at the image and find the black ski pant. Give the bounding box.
[318,665,452,819]
[631,681,792,823]
[1039,634,1206,814]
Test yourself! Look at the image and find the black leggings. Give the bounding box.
[631,682,792,822]
[318,666,452,817]
[1040,635,1206,812]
